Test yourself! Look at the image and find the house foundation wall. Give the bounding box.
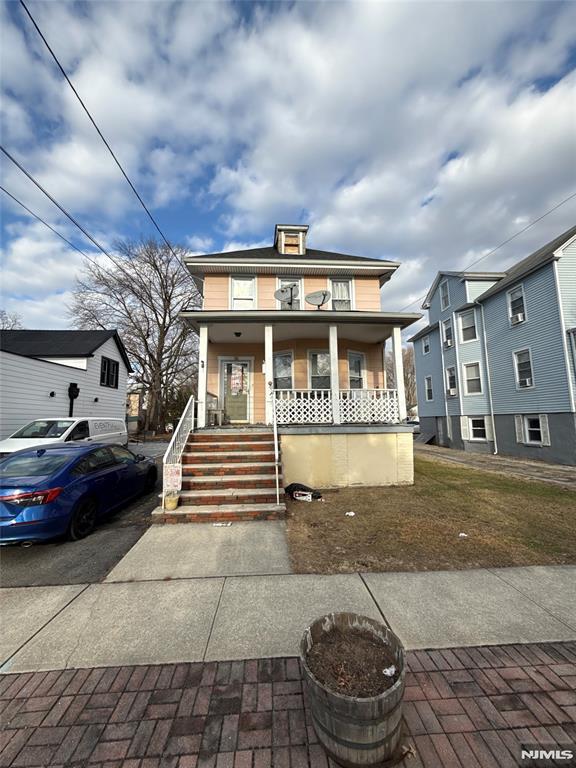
[280,430,414,488]
[494,413,576,466]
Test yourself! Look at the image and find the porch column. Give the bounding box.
[197,324,208,428]
[391,326,407,422]
[329,324,341,424]
[382,339,387,388]
[264,324,274,425]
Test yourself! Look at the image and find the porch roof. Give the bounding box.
[181,309,421,344]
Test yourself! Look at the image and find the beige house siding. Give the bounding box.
[355,276,381,311]
[258,275,276,309]
[203,275,229,310]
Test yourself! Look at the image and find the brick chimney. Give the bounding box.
[274,224,309,255]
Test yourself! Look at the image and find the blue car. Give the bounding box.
[0,443,158,544]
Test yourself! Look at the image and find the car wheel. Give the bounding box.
[68,498,98,541]
[144,468,158,493]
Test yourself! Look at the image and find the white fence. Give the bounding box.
[162,395,195,507]
[273,389,399,425]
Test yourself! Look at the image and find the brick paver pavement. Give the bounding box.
[0,642,575,767]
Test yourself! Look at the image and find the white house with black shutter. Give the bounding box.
[0,329,131,439]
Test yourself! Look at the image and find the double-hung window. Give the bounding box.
[310,352,331,390]
[446,366,457,395]
[514,349,534,388]
[440,280,450,310]
[277,277,301,310]
[469,417,487,440]
[425,376,433,401]
[273,352,293,390]
[422,335,430,355]
[100,357,119,388]
[464,362,482,394]
[231,276,255,310]
[459,309,477,342]
[508,285,525,324]
[515,414,550,446]
[442,318,453,347]
[348,352,365,389]
[331,279,352,311]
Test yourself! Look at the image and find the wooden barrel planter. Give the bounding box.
[300,612,405,768]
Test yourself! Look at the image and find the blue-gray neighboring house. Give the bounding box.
[409,225,576,466]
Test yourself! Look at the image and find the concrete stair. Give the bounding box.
[153,428,286,524]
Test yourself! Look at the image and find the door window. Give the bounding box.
[310,352,331,389]
[67,421,89,441]
[223,362,250,421]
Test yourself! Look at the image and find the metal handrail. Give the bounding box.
[162,394,195,508]
[271,387,281,506]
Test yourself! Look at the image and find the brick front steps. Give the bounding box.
[155,428,286,524]
[1,641,574,767]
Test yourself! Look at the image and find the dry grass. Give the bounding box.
[286,456,576,573]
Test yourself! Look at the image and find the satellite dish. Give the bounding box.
[305,290,331,309]
[274,283,299,308]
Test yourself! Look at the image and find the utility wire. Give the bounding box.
[1,145,112,257]
[0,185,91,258]
[400,189,576,311]
[19,0,180,260]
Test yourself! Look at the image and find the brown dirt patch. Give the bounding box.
[306,626,398,697]
[286,457,576,573]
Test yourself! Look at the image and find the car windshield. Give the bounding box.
[0,452,71,478]
[11,420,75,439]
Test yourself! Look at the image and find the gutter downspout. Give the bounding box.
[477,302,498,455]
[439,326,450,444]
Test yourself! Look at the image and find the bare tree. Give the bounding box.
[70,238,201,431]
[0,310,24,329]
[386,346,417,413]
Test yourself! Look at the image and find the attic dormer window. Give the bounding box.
[274,224,308,255]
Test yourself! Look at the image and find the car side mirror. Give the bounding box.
[136,454,146,462]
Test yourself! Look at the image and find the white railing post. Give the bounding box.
[271,387,280,506]
[197,325,208,429]
[162,395,195,509]
[392,326,407,422]
[329,325,340,424]
[265,324,274,425]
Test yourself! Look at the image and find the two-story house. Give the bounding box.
[164,223,420,517]
[410,225,576,466]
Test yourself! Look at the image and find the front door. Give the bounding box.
[221,360,251,422]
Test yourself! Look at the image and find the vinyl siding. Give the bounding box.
[428,275,467,325]
[413,327,445,417]
[465,279,500,302]
[483,262,571,413]
[0,337,128,438]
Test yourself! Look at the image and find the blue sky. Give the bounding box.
[1,0,575,328]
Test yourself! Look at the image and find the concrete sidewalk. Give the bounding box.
[2,565,575,673]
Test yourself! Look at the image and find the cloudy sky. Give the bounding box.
[1,0,575,330]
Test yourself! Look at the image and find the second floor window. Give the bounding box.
[331,279,352,311]
[278,277,301,310]
[440,280,450,310]
[508,285,526,324]
[442,318,453,347]
[446,366,457,394]
[422,335,430,355]
[464,362,482,394]
[425,376,433,401]
[100,357,119,388]
[231,276,255,310]
[514,349,534,388]
[460,309,477,342]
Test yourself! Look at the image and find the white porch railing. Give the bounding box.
[273,389,400,425]
[162,395,195,508]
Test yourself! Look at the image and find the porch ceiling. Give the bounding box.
[181,310,421,344]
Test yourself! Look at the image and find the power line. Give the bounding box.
[399,189,576,311]
[0,184,91,258]
[20,0,180,260]
[1,145,113,257]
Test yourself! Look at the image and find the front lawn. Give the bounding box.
[286,456,576,573]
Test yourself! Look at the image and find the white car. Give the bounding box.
[0,417,128,457]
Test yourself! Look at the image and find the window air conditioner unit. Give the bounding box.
[444,339,453,348]
[447,388,457,397]
[521,377,533,387]
[511,312,524,325]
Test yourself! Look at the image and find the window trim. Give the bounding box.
[329,277,355,311]
[422,335,431,355]
[100,356,119,389]
[424,375,434,402]
[523,414,543,446]
[276,276,303,310]
[513,347,535,390]
[462,361,483,396]
[442,318,453,347]
[347,350,367,390]
[272,349,294,390]
[229,274,257,311]
[459,308,478,344]
[507,283,526,326]
[307,349,331,390]
[468,416,487,442]
[445,366,457,395]
[440,279,451,310]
